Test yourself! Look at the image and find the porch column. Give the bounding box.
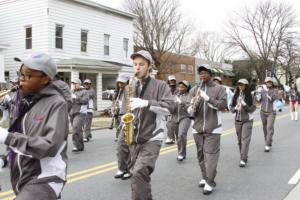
[71,70,79,81]
[96,72,102,111]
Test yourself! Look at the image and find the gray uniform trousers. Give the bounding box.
[260,111,276,146]
[117,131,131,172]
[115,115,122,139]
[166,120,176,141]
[130,141,161,200]
[71,113,86,150]
[15,183,57,200]
[193,133,220,187]
[84,112,93,139]
[174,117,191,157]
[235,120,253,161]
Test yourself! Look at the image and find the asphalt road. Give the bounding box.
[0,108,300,200]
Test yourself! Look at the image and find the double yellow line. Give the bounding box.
[0,113,289,200]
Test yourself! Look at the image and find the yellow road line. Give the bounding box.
[0,113,289,199]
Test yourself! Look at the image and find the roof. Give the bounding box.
[66,0,136,19]
[56,58,123,70]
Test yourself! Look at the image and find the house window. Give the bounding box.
[188,65,194,74]
[104,34,110,56]
[123,38,129,58]
[55,24,64,49]
[180,64,186,73]
[81,30,88,52]
[25,26,32,49]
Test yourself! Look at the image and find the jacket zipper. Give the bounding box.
[15,113,28,193]
[203,85,206,132]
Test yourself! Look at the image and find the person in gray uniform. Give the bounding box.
[70,78,88,152]
[83,79,96,142]
[173,80,191,161]
[188,64,227,195]
[256,77,278,152]
[230,79,256,167]
[114,73,132,180]
[126,50,175,200]
[0,52,68,199]
[165,75,178,144]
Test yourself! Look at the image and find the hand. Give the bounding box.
[200,90,210,101]
[72,94,77,99]
[257,87,262,93]
[262,85,268,92]
[187,106,193,114]
[130,98,149,110]
[241,99,247,106]
[0,127,9,144]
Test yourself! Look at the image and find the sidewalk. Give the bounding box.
[284,182,300,200]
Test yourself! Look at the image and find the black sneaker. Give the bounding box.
[121,172,132,180]
[114,170,125,179]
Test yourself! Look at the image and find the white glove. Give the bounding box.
[0,127,9,144]
[175,97,181,104]
[200,90,210,101]
[72,94,77,99]
[257,87,262,93]
[130,98,149,110]
[187,106,193,115]
[0,159,3,172]
[241,99,247,106]
[262,85,269,92]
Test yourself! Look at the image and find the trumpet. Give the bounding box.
[0,86,18,104]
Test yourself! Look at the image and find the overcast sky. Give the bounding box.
[92,0,300,34]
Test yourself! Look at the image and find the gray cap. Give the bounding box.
[117,74,130,83]
[71,78,82,85]
[213,76,222,83]
[83,79,91,84]
[14,52,57,80]
[197,64,212,74]
[265,77,273,83]
[238,78,249,85]
[130,50,153,64]
[178,80,190,88]
[168,75,176,81]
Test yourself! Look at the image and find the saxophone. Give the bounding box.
[121,76,136,146]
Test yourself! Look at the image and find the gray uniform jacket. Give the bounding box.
[172,92,191,123]
[4,83,69,194]
[86,88,97,112]
[52,80,72,112]
[70,88,88,116]
[190,80,227,134]
[129,77,175,143]
[231,94,256,122]
[257,88,278,113]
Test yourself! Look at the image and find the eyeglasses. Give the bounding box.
[198,71,210,75]
[17,71,45,81]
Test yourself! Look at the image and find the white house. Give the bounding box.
[0,0,136,110]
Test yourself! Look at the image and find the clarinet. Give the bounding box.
[190,80,203,119]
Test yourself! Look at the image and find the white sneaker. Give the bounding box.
[264,146,271,152]
[114,170,125,179]
[198,179,206,188]
[239,160,246,167]
[177,155,184,161]
[165,137,174,144]
[203,183,213,195]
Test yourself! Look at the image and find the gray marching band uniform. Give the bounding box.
[231,94,256,163]
[70,88,88,151]
[127,77,175,200]
[190,80,227,188]
[173,92,191,158]
[84,87,96,140]
[256,87,278,149]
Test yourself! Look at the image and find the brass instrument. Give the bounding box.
[109,89,121,129]
[121,76,136,146]
[0,86,18,104]
[190,80,203,119]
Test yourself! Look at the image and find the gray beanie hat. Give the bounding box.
[131,50,154,64]
[14,52,57,80]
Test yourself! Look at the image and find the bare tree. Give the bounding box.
[124,0,192,74]
[190,32,232,63]
[226,1,298,83]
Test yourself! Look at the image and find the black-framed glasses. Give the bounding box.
[17,71,45,81]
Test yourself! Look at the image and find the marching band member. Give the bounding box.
[70,78,88,152]
[288,81,299,121]
[213,76,233,111]
[188,64,227,195]
[173,80,191,161]
[165,75,178,144]
[231,79,256,167]
[114,74,132,180]
[83,79,97,142]
[126,50,175,200]
[0,52,68,199]
[256,77,278,152]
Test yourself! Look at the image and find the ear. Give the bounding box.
[41,76,50,86]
